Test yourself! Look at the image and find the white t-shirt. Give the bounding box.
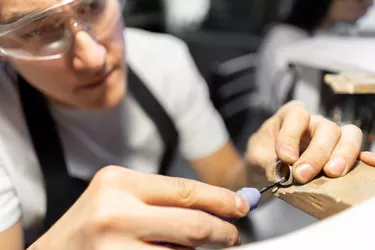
[254,24,309,110]
[0,28,229,233]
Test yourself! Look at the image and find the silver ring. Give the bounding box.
[274,161,294,187]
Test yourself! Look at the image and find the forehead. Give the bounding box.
[0,0,63,24]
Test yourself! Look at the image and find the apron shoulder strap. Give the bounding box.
[127,67,179,175]
[18,74,78,233]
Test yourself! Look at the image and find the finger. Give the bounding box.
[98,167,249,218]
[359,151,375,167]
[138,206,239,249]
[133,243,168,250]
[247,101,308,182]
[127,173,249,218]
[292,117,341,183]
[323,125,363,177]
[98,238,169,250]
[246,124,278,182]
[275,102,311,164]
[158,244,194,250]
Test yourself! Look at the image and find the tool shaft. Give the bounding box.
[259,178,285,194]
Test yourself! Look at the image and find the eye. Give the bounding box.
[82,0,104,10]
[88,0,101,10]
[21,29,43,40]
[76,0,105,17]
[20,19,64,41]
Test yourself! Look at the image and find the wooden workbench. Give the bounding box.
[324,73,375,94]
[274,161,375,220]
[273,73,375,220]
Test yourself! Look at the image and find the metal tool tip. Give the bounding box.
[259,177,286,194]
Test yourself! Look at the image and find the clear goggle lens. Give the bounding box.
[0,0,125,60]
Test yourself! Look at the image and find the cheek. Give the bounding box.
[336,2,367,21]
[330,9,355,22]
[104,19,125,54]
[10,59,75,97]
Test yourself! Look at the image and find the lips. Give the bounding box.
[78,68,116,89]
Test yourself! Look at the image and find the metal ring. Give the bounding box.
[273,161,294,187]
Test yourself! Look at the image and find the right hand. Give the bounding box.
[29,166,249,250]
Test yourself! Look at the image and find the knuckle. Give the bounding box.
[296,109,311,122]
[317,145,332,160]
[287,100,306,109]
[282,101,307,114]
[342,142,360,155]
[315,118,341,137]
[305,146,332,166]
[175,178,197,206]
[313,114,325,120]
[279,135,300,146]
[88,192,120,234]
[342,124,363,137]
[93,166,137,189]
[84,208,119,237]
[94,166,123,184]
[326,121,341,136]
[185,213,212,244]
[86,195,142,237]
[311,114,328,125]
[226,225,240,247]
[185,212,238,247]
[276,135,300,151]
[293,106,310,120]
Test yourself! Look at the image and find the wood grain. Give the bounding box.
[324,73,375,94]
[274,161,375,220]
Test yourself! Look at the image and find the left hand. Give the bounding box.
[246,101,372,184]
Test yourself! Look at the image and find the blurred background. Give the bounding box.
[122,0,375,245]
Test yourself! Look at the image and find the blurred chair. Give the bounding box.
[162,0,210,34]
[209,53,273,149]
[210,53,258,117]
[123,0,164,32]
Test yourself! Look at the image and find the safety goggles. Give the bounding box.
[0,0,126,60]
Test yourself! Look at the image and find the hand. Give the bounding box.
[246,101,367,184]
[29,167,249,250]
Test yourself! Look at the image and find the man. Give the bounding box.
[0,0,371,249]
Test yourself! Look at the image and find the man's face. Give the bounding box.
[0,0,126,111]
[330,0,374,24]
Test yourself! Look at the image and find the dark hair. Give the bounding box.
[285,0,333,34]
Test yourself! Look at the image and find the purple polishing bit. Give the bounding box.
[236,187,262,211]
[218,188,261,223]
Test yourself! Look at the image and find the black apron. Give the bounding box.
[18,67,179,245]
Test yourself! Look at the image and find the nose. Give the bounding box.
[70,26,107,72]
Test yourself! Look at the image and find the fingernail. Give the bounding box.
[326,156,348,177]
[296,164,315,182]
[235,195,249,215]
[281,146,299,161]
